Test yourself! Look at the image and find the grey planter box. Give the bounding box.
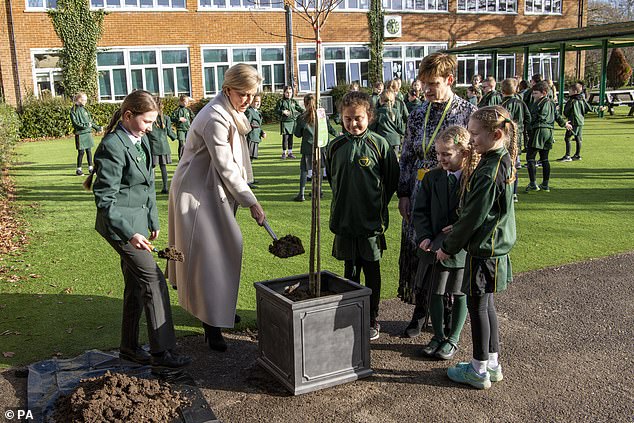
[254,270,373,395]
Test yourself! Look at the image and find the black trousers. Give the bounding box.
[77,148,93,168]
[282,134,293,151]
[107,238,177,354]
[344,258,381,325]
[467,293,500,361]
[526,147,550,184]
[564,130,582,157]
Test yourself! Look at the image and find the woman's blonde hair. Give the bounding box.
[436,126,480,198]
[469,105,519,184]
[222,63,263,93]
[418,52,456,81]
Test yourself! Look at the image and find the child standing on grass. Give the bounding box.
[70,92,102,176]
[370,90,406,155]
[557,82,595,162]
[525,81,571,193]
[275,86,303,159]
[326,91,399,341]
[436,105,517,390]
[293,94,336,202]
[171,95,194,161]
[413,126,479,361]
[146,97,177,194]
[245,94,266,188]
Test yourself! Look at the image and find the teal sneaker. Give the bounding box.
[538,183,550,192]
[487,364,503,382]
[525,183,540,193]
[447,362,491,389]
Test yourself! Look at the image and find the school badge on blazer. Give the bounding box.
[358,156,371,167]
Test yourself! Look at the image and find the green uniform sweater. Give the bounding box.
[478,90,502,108]
[171,105,193,132]
[294,113,337,155]
[501,96,531,148]
[370,103,406,147]
[563,94,593,137]
[146,114,176,156]
[528,96,566,150]
[245,106,265,144]
[405,97,423,113]
[70,105,101,150]
[275,98,304,134]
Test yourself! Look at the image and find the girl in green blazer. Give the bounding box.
[146,98,177,194]
[70,92,102,176]
[275,86,304,159]
[84,90,190,369]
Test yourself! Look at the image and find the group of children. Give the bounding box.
[70,93,194,193]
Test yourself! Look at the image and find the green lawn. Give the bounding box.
[1,109,634,367]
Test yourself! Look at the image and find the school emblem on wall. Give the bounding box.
[384,16,402,38]
[358,156,372,167]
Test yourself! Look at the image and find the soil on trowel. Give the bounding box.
[269,235,305,258]
[51,371,190,423]
[157,246,185,262]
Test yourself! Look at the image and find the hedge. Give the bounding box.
[0,102,20,171]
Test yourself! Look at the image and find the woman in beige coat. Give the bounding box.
[168,64,266,352]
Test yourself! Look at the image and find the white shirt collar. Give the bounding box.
[120,125,141,144]
[447,169,462,179]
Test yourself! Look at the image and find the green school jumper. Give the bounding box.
[70,104,101,150]
[146,114,177,158]
[528,97,567,150]
[441,147,516,295]
[478,90,503,108]
[275,98,304,134]
[370,103,406,148]
[245,106,264,144]
[171,105,193,143]
[563,94,593,137]
[405,97,423,113]
[501,96,531,150]
[326,130,399,261]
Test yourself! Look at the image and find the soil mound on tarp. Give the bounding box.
[52,371,190,423]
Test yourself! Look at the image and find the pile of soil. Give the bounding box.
[269,235,305,258]
[52,371,190,423]
[157,246,185,262]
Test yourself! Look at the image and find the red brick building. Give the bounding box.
[0,0,585,105]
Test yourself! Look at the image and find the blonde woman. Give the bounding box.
[168,64,266,352]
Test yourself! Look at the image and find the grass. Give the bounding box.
[1,108,634,367]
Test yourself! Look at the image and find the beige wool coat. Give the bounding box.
[168,94,257,328]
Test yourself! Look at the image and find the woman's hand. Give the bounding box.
[419,239,431,251]
[436,248,450,261]
[129,233,153,251]
[441,225,453,234]
[398,197,411,223]
[250,202,266,226]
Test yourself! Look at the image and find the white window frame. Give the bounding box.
[197,0,283,11]
[97,46,191,102]
[529,53,560,81]
[524,0,561,15]
[89,0,186,11]
[455,53,516,86]
[382,0,448,13]
[25,0,57,10]
[200,44,286,97]
[383,43,446,84]
[31,49,64,97]
[457,0,516,13]
[297,43,371,92]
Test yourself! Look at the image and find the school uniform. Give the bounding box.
[405,97,422,113]
[478,90,503,108]
[526,96,565,187]
[326,129,399,326]
[275,97,304,154]
[370,93,381,110]
[562,94,592,158]
[501,95,531,151]
[369,102,406,151]
[244,106,265,159]
[93,125,176,355]
[171,105,194,160]
[293,113,336,199]
[70,104,101,172]
[146,114,177,166]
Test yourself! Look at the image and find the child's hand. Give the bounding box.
[262,131,267,139]
[436,249,450,261]
[283,110,291,117]
[441,225,453,234]
[565,122,573,131]
[419,239,431,251]
[179,117,187,122]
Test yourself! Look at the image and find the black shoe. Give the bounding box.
[119,346,152,365]
[251,180,260,185]
[203,323,227,352]
[160,188,169,194]
[403,315,425,338]
[234,314,241,324]
[151,350,191,369]
[571,155,582,161]
[248,183,257,189]
[435,340,458,360]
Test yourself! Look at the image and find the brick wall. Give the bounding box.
[1,0,584,105]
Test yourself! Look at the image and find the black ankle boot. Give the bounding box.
[403,313,425,338]
[202,322,227,352]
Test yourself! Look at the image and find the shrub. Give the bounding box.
[87,102,120,128]
[161,96,179,118]
[19,96,73,139]
[0,102,21,170]
[607,48,632,89]
[260,92,282,124]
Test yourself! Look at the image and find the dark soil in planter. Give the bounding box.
[268,235,305,258]
[283,283,338,301]
[51,371,190,423]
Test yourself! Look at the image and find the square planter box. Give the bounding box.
[254,270,373,395]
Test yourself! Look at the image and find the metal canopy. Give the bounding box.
[443,21,634,114]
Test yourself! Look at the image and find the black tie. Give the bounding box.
[448,173,457,192]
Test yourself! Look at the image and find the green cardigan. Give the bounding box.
[93,126,159,242]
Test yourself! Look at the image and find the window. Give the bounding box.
[525,0,560,14]
[458,0,515,12]
[455,54,516,85]
[32,52,64,97]
[90,0,185,9]
[199,0,283,9]
[26,0,57,9]
[529,53,559,81]
[97,48,190,101]
[383,0,447,12]
[382,44,444,83]
[201,45,286,96]
[334,0,369,10]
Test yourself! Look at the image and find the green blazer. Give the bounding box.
[93,126,159,242]
[70,105,101,150]
[245,106,265,144]
[275,97,304,134]
[171,105,194,132]
[412,167,466,268]
[146,114,176,156]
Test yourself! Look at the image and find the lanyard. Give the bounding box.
[422,95,453,160]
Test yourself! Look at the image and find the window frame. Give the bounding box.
[88,0,186,11]
[31,49,64,98]
[524,0,561,15]
[455,52,517,86]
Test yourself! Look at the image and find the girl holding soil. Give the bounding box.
[325,91,400,341]
[412,126,478,361]
[436,105,517,389]
[84,90,190,369]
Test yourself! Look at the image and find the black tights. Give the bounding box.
[564,131,582,157]
[282,134,293,152]
[526,147,550,185]
[344,258,381,325]
[77,148,93,168]
[467,293,499,361]
[153,164,168,191]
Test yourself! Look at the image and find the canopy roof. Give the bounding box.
[444,21,634,55]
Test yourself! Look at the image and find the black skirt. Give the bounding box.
[152,154,172,167]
